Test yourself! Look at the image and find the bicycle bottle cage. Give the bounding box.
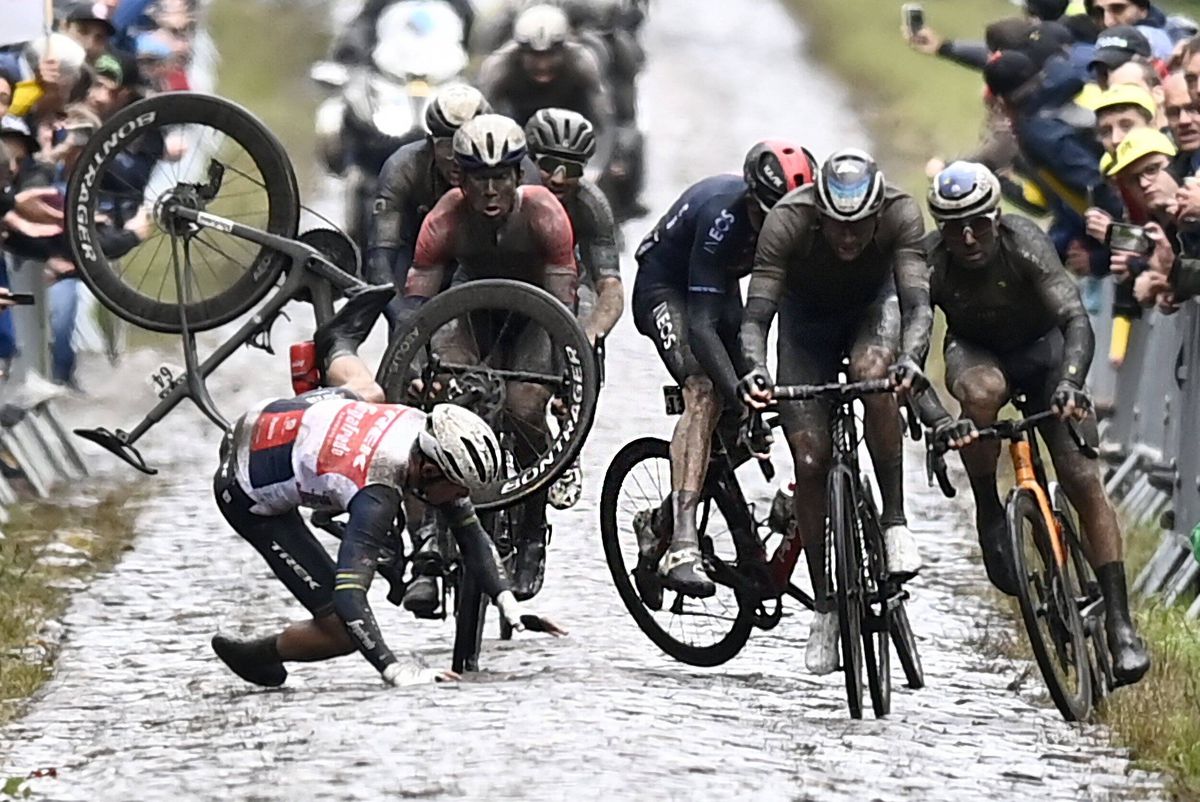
[73,427,157,475]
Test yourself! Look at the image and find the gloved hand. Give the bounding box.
[1051,381,1092,421]
[381,658,459,687]
[933,416,978,450]
[889,354,929,392]
[737,368,773,409]
[496,590,569,636]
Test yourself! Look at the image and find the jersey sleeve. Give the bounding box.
[440,497,510,600]
[578,182,622,283]
[686,195,742,296]
[404,191,461,299]
[885,195,933,364]
[527,187,580,307]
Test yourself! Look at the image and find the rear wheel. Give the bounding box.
[599,437,754,667]
[1051,483,1109,703]
[829,467,864,719]
[890,602,925,689]
[859,493,891,718]
[1009,488,1092,720]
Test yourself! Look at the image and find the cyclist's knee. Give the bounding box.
[786,429,832,482]
[951,367,1007,420]
[849,345,893,381]
[682,375,717,417]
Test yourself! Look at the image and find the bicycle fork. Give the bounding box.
[1011,440,1067,568]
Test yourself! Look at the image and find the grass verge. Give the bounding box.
[783,0,1200,792]
[0,489,144,726]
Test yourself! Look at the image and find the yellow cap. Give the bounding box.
[1107,127,1177,177]
[1094,84,1158,120]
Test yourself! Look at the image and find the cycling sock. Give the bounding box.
[877,454,906,527]
[1096,561,1136,629]
[969,473,1005,530]
[671,490,699,550]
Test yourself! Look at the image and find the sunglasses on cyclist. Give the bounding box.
[939,211,999,239]
[536,154,586,179]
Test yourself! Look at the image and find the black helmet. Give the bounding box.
[425,84,492,138]
[524,108,596,162]
[742,140,816,211]
[814,148,887,222]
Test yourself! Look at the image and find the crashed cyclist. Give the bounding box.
[916,161,1150,686]
[403,114,578,604]
[740,148,929,676]
[210,288,565,689]
[630,141,815,600]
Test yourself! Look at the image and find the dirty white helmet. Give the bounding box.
[452,114,528,170]
[417,404,502,491]
[425,84,492,138]
[514,4,571,52]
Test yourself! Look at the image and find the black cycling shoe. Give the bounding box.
[211,634,287,688]
[1097,562,1151,687]
[402,575,440,619]
[313,283,395,370]
[512,527,548,601]
[978,516,1019,597]
[659,546,715,598]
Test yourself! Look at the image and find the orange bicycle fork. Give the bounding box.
[1010,440,1067,567]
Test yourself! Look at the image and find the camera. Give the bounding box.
[1105,222,1154,256]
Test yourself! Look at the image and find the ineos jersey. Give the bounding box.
[231,388,426,515]
[634,174,756,293]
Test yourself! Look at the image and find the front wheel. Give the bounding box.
[1008,487,1092,720]
[829,466,864,719]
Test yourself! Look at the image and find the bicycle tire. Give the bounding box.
[890,602,925,689]
[1051,483,1110,704]
[829,465,865,719]
[1008,488,1092,720]
[67,92,299,333]
[860,489,891,718]
[378,279,598,511]
[599,437,754,667]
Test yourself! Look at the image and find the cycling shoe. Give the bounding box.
[548,460,583,510]
[313,284,395,369]
[211,634,287,688]
[512,526,548,601]
[659,546,715,598]
[1107,617,1151,687]
[805,611,840,675]
[402,575,440,619]
[884,524,922,580]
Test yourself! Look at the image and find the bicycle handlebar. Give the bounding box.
[771,377,895,402]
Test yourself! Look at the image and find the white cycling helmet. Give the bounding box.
[425,84,492,138]
[453,114,528,170]
[814,148,887,223]
[928,161,1002,222]
[514,4,571,51]
[417,404,503,491]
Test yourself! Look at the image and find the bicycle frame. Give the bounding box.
[74,206,368,474]
[1009,437,1069,569]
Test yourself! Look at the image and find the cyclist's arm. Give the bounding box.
[686,203,746,405]
[440,497,510,599]
[367,150,417,287]
[579,184,624,338]
[742,205,801,373]
[889,197,934,366]
[529,189,580,309]
[1009,215,1095,387]
[332,484,405,676]
[404,192,459,301]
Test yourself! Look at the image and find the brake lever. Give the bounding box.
[740,412,776,481]
[902,393,923,442]
[925,443,957,498]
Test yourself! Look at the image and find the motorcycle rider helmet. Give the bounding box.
[514,4,571,51]
[743,140,817,212]
[524,108,596,162]
[417,404,502,492]
[928,161,1001,222]
[425,84,493,138]
[814,148,887,222]
[453,114,528,170]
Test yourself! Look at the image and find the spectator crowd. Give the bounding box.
[0,0,200,390]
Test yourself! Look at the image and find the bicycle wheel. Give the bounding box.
[859,489,891,718]
[890,602,925,689]
[378,279,599,510]
[829,466,865,719]
[67,93,300,333]
[1051,483,1109,704]
[1008,487,1092,720]
[599,437,754,667]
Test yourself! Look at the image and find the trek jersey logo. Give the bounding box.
[316,404,407,488]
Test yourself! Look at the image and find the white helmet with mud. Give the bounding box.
[425,84,492,138]
[417,404,503,492]
[514,4,571,51]
[928,161,1001,222]
[452,114,528,170]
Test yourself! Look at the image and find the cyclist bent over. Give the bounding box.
[404,114,577,601]
[210,290,564,688]
[918,161,1149,685]
[631,141,815,599]
[740,149,929,675]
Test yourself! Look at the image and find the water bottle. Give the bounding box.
[290,340,319,395]
[768,481,794,534]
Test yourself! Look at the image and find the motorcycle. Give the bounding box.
[311,0,468,249]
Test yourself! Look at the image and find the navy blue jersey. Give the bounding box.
[635,174,755,294]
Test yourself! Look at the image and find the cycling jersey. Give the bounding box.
[561,178,621,291]
[404,185,578,308]
[477,41,613,130]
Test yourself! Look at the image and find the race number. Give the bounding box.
[148,364,185,400]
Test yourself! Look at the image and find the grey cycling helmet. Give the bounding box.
[417,404,502,492]
[453,114,528,170]
[524,108,596,162]
[814,148,887,222]
[928,161,1001,222]
[425,84,492,138]
[514,4,571,51]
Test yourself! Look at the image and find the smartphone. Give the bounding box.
[7,293,35,305]
[1105,222,1154,255]
[902,2,925,36]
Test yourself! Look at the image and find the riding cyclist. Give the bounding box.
[917,161,1149,686]
[739,148,929,676]
[630,141,815,600]
[211,290,565,689]
[403,113,577,603]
